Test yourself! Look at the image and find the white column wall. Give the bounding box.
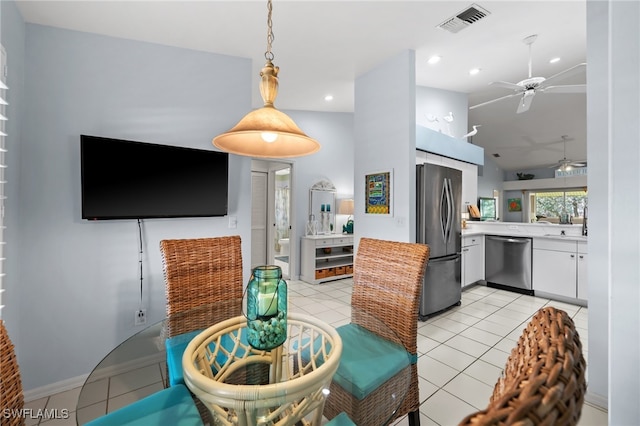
[353,50,416,245]
[586,0,640,420]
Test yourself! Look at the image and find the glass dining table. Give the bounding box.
[76,300,411,426]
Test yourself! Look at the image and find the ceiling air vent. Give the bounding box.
[437,4,491,34]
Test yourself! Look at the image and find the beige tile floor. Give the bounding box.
[25,279,607,425]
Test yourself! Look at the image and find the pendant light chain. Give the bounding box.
[265,0,275,62]
[212,0,321,158]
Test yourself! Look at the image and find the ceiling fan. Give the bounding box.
[549,136,586,170]
[470,34,586,114]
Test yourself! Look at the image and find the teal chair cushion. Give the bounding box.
[85,384,203,426]
[165,329,249,387]
[165,330,202,387]
[334,323,411,400]
[325,412,357,426]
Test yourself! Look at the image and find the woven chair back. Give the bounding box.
[160,236,243,336]
[351,237,429,358]
[1,320,24,426]
[460,306,587,426]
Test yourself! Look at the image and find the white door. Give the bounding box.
[251,162,295,278]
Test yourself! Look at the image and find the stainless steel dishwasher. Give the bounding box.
[485,235,533,295]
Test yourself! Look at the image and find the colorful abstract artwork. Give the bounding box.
[365,170,392,215]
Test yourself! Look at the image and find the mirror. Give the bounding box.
[309,179,336,234]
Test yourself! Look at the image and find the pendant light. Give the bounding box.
[213,0,320,158]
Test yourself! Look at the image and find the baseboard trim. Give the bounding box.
[585,391,608,411]
[24,374,88,403]
[23,352,165,403]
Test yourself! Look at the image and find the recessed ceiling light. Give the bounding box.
[469,68,481,75]
[550,57,561,64]
[324,95,334,101]
[428,55,441,65]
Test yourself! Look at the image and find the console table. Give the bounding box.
[300,235,354,284]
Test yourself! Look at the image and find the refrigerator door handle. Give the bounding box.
[445,178,454,242]
[440,179,448,243]
[429,253,461,263]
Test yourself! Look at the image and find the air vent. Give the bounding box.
[437,4,491,33]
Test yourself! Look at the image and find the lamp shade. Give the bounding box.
[213,60,320,158]
[213,106,320,158]
[338,199,354,215]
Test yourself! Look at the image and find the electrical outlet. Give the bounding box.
[134,309,147,326]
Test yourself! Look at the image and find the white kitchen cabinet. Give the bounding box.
[300,235,354,284]
[416,151,478,209]
[532,238,588,302]
[577,242,588,300]
[462,235,484,286]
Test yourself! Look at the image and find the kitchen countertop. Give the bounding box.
[462,221,587,242]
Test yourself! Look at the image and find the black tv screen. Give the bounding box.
[81,135,229,220]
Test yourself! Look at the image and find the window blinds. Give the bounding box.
[0,45,7,315]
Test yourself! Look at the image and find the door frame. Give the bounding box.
[251,160,295,279]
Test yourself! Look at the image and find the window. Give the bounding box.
[530,189,588,222]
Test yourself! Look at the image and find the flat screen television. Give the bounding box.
[81,135,229,220]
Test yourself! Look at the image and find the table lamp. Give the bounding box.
[339,199,354,234]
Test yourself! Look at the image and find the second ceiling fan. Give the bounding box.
[470,34,586,114]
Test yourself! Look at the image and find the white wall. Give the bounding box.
[354,50,416,244]
[9,22,254,392]
[415,85,469,139]
[587,0,640,420]
[280,110,354,279]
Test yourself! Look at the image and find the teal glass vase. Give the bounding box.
[246,265,287,350]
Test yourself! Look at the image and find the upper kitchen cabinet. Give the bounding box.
[416,151,478,210]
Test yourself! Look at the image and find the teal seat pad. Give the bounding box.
[85,384,203,426]
[166,328,248,387]
[334,323,411,400]
[325,412,357,426]
[165,330,202,387]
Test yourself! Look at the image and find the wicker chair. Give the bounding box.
[324,237,430,426]
[0,320,24,426]
[459,307,587,426]
[159,236,244,386]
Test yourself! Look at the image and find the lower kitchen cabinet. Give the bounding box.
[577,242,588,300]
[462,235,484,286]
[532,238,588,302]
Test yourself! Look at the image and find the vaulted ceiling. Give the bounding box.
[15,1,587,171]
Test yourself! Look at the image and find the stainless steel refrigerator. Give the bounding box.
[416,163,462,320]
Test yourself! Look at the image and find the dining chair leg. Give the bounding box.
[408,410,420,426]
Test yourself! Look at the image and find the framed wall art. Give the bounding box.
[365,169,393,215]
[508,197,522,212]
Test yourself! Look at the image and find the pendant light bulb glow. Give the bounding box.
[261,132,278,143]
[213,0,320,158]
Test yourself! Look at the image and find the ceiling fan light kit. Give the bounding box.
[549,135,586,170]
[469,34,586,113]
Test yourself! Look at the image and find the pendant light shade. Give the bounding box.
[213,1,320,158]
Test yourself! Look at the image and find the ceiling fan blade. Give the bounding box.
[489,81,523,91]
[469,93,520,110]
[542,84,587,94]
[516,91,535,113]
[541,63,587,86]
